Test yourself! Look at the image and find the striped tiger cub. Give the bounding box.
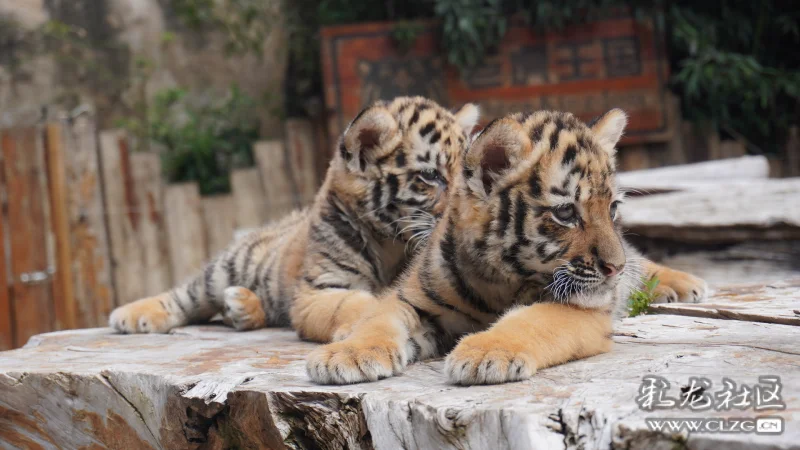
[109,96,480,341]
[306,109,708,385]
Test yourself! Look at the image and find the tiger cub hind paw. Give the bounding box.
[652,268,709,304]
[109,295,179,334]
[222,287,267,331]
[444,333,537,386]
[306,337,411,384]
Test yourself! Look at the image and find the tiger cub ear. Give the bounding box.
[454,103,480,136]
[463,118,531,196]
[341,105,400,170]
[590,108,627,155]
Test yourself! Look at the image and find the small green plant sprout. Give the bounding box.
[628,276,660,317]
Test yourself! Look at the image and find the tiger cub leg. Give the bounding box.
[445,303,613,385]
[109,277,215,334]
[643,260,708,304]
[290,289,385,343]
[222,287,267,331]
[305,296,432,384]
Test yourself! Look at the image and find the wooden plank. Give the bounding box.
[254,140,297,221]
[785,126,800,178]
[2,299,799,449]
[664,94,686,165]
[44,124,76,331]
[618,155,769,192]
[61,116,114,327]
[0,132,12,350]
[313,118,332,182]
[164,183,207,284]
[621,178,800,242]
[201,195,236,255]
[100,131,171,305]
[680,120,707,163]
[2,127,55,346]
[131,152,172,297]
[285,118,320,204]
[650,278,800,326]
[230,168,268,228]
[650,241,800,288]
[719,139,746,159]
[705,126,722,160]
[618,144,649,171]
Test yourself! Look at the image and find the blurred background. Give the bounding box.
[0,0,798,348]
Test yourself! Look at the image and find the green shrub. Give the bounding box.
[118,85,259,195]
[282,0,800,151]
[628,276,660,317]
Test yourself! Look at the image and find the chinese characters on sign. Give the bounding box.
[637,375,787,412]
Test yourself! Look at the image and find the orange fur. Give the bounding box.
[445,304,612,384]
[306,295,420,383]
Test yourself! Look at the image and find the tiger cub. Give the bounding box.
[306,109,707,385]
[109,97,480,342]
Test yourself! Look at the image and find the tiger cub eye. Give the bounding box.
[553,204,576,222]
[610,201,620,220]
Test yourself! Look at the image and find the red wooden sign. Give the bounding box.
[321,18,671,146]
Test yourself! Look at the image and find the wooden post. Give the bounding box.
[44,124,77,331]
[285,119,320,204]
[164,183,208,285]
[705,127,722,161]
[786,126,800,178]
[665,94,687,165]
[313,117,332,182]
[719,139,746,159]
[100,131,171,305]
[254,140,297,221]
[2,127,55,346]
[681,121,706,163]
[131,152,173,297]
[202,195,237,255]
[62,117,115,327]
[231,168,268,228]
[619,145,650,171]
[0,133,11,350]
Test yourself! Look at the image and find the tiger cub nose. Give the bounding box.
[600,262,624,277]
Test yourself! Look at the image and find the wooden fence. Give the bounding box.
[0,117,322,349]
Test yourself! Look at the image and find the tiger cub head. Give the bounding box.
[456,109,633,308]
[334,96,479,244]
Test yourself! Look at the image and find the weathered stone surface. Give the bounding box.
[618,155,770,192]
[1,283,798,449]
[650,278,800,326]
[620,179,800,243]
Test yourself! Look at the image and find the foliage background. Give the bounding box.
[5,0,797,193]
[283,0,800,153]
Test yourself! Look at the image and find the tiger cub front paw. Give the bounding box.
[445,332,537,385]
[109,295,177,334]
[306,337,411,384]
[652,267,708,304]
